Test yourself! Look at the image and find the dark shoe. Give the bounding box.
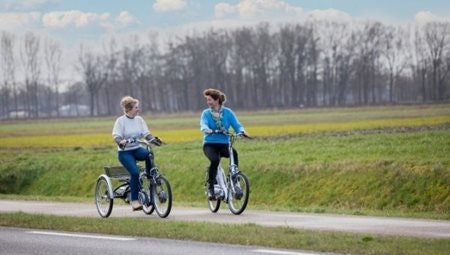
[207,189,215,200]
[234,187,243,200]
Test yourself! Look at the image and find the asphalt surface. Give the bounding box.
[1,199,449,239]
[0,227,333,255]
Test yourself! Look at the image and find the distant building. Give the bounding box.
[8,110,30,119]
[59,104,90,117]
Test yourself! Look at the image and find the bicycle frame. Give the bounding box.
[95,139,172,218]
[214,134,239,201]
[207,131,250,215]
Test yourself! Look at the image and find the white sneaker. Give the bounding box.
[131,200,142,211]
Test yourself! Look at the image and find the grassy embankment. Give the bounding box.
[1,104,449,218]
[1,104,449,254]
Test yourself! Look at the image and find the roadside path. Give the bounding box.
[1,200,449,239]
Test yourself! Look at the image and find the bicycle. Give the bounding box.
[205,130,251,215]
[95,139,172,218]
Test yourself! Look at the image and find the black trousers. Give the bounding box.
[203,143,238,190]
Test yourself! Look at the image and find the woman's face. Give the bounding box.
[206,95,219,108]
[128,102,140,117]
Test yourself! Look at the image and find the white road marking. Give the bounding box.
[252,249,322,255]
[28,231,135,241]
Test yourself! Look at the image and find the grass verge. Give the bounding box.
[0,212,448,255]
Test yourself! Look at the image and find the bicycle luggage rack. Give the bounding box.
[104,166,130,181]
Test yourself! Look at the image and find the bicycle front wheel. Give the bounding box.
[140,174,154,215]
[95,176,113,218]
[228,172,249,215]
[152,175,172,218]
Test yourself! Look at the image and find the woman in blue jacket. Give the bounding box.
[200,88,249,200]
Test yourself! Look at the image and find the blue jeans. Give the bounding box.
[118,147,152,201]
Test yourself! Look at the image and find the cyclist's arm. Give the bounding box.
[112,117,127,147]
[200,110,213,134]
[227,108,246,135]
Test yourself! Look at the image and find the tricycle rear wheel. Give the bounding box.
[95,176,113,218]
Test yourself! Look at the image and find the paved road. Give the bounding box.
[1,200,449,239]
[1,227,331,255]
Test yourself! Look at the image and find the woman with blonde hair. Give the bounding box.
[112,96,163,210]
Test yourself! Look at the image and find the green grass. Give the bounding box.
[1,212,449,255]
[0,104,449,218]
[1,127,449,218]
[1,104,449,252]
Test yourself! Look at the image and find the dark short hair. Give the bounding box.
[203,88,226,105]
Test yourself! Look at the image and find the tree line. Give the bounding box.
[1,20,449,118]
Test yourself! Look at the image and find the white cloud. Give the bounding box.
[153,0,187,12]
[1,0,59,11]
[214,0,355,25]
[414,11,450,23]
[42,10,110,28]
[308,8,353,22]
[215,3,236,18]
[215,0,303,19]
[116,11,138,26]
[0,12,41,29]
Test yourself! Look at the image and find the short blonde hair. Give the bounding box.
[120,96,139,113]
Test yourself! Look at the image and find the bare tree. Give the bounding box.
[411,24,429,102]
[1,32,17,118]
[305,22,320,107]
[78,45,107,116]
[64,82,85,116]
[229,27,254,108]
[381,25,408,103]
[100,37,120,115]
[20,32,41,118]
[353,22,384,105]
[318,21,355,106]
[141,32,162,112]
[252,23,277,108]
[44,37,62,116]
[276,24,296,107]
[424,22,450,100]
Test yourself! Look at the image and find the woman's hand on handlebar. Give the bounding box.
[204,128,227,135]
[149,136,164,146]
[238,131,252,139]
[118,139,128,149]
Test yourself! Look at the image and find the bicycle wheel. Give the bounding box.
[208,196,221,213]
[152,175,172,218]
[95,176,113,218]
[140,174,154,215]
[228,172,249,215]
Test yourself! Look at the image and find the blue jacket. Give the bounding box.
[200,106,245,144]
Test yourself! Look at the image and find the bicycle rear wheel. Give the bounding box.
[228,172,249,215]
[95,176,113,218]
[208,197,221,213]
[152,175,172,218]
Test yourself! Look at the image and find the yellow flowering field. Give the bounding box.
[1,115,449,149]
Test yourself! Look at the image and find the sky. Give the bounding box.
[1,0,450,47]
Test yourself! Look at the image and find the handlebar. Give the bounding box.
[147,136,165,146]
[207,129,252,139]
[119,136,165,149]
